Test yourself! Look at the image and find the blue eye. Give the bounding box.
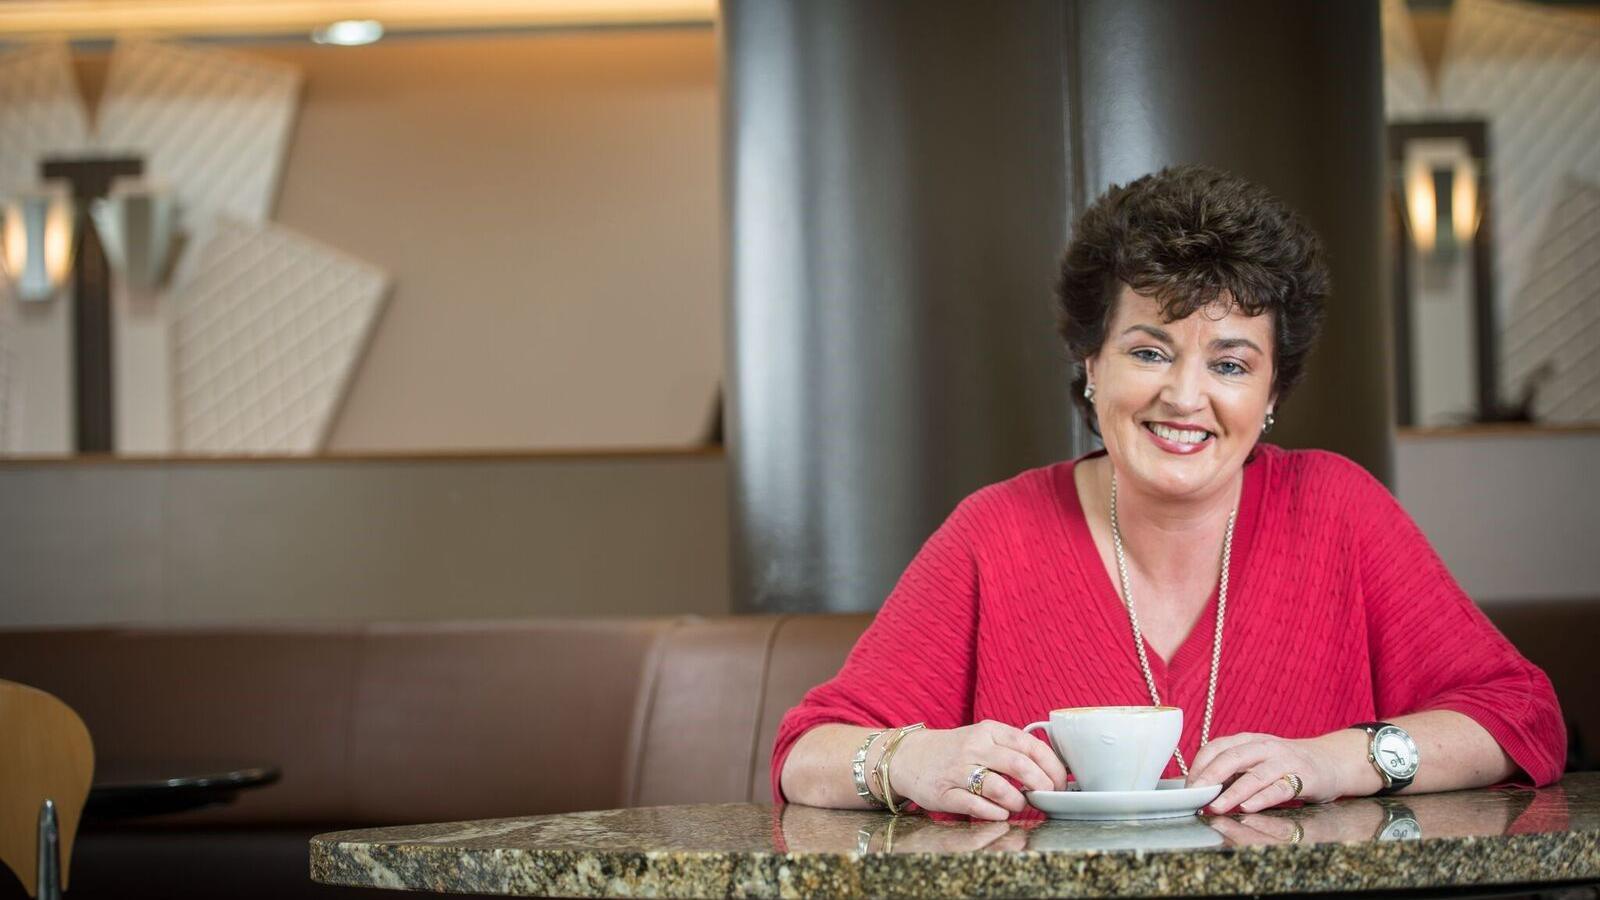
[1131,348,1167,363]
[1213,361,1246,376]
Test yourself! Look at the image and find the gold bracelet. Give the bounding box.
[874,723,925,816]
[852,730,888,809]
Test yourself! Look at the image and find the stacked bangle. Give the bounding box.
[874,723,926,816]
[851,730,888,809]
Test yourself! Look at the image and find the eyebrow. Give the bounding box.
[1120,324,1264,355]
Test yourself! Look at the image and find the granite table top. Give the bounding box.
[311,773,1600,897]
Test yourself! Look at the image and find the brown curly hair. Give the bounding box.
[1056,165,1329,437]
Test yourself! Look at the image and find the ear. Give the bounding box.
[1267,388,1278,417]
[1083,354,1099,387]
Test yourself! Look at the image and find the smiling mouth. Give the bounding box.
[1143,422,1214,445]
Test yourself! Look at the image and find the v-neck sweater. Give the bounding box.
[771,443,1567,802]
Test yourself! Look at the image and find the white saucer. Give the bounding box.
[1025,778,1223,821]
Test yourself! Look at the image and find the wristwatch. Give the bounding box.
[1352,722,1419,795]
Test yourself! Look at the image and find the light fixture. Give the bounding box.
[1404,157,1438,255]
[312,19,384,46]
[0,186,75,302]
[89,180,177,294]
[1401,137,1480,257]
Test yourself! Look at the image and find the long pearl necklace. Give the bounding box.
[1108,470,1237,776]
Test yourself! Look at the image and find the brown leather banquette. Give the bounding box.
[0,601,1592,899]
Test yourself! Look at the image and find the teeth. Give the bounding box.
[1149,423,1210,444]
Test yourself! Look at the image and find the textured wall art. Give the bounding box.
[0,42,91,197]
[0,38,395,455]
[171,219,390,455]
[0,41,89,452]
[1383,0,1600,421]
[1438,0,1600,333]
[1500,176,1600,424]
[95,40,303,230]
[1382,0,1433,118]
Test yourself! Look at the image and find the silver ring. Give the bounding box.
[967,765,990,797]
[1281,773,1304,799]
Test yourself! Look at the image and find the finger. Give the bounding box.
[1187,733,1257,782]
[903,820,1005,854]
[995,728,1069,790]
[938,786,1011,822]
[1205,815,1280,848]
[971,767,1028,814]
[982,746,1056,794]
[1235,812,1302,841]
[965,821,1014,849]
[1238,774,1300,814]
[1207,766,1280,815]
[984,829,1029,853]
[1189,741,1274,790]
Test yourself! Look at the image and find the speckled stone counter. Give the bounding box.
[311,773,1600,897]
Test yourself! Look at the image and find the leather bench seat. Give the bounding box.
[0,602,1591,898]
[0,615,865,898]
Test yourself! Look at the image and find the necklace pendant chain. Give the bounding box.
[1109,471,1237,777]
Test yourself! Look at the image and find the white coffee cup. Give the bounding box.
[1023,706,1182,792]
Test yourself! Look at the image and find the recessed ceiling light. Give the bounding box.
[312,19,385,46]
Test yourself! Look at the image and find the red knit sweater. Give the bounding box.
[772,444,1567,802]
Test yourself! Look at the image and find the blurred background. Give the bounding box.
[0,0,1594,628]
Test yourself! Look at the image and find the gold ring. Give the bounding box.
[967,765,990,797]
[1288,820,1305,844]
[1281,773,1304,799]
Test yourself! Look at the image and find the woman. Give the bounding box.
[772,165,1566,821]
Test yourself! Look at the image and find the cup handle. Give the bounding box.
[1022,721,1071,787]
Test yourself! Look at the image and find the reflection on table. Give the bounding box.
[311,775,1599,898]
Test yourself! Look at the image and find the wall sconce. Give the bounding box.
[0,186,75,302]
[1401,138,1482,258]
[1387,120,1495,428]
[90,181,178,294]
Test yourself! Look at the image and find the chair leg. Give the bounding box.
[36,799,61,900]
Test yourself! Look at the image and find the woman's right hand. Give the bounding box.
[888,720,1068,820]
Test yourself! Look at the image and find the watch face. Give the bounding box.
[1374,726,1420,779]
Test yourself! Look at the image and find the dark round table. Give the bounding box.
[85,762,281,821]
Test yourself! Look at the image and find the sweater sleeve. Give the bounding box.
[769,498,983,803]
[1347,457,1567,786]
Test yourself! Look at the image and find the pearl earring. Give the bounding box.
[1083,382,1096,401]
[1263,413,1275,434]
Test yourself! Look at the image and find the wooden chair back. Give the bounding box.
[0,680,94,897]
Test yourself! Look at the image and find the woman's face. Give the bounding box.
[1084,286,1276,502]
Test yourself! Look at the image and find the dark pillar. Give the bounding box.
[724,1,1078,613]
[1069,0,1392,482]
[725,0,1391,614]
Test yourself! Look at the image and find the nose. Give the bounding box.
[1159,355,1209,416]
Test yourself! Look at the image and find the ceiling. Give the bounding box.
[0,0,717,42]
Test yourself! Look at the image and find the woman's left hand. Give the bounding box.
[1185,732,1347,814]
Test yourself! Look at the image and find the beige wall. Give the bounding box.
[1394,429,1600,603]
[74,28,722,453]
[2,428,1592,626]
[0,451,730,626]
